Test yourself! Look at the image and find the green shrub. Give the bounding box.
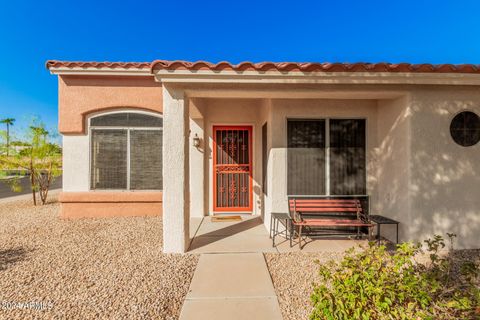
[310,235,479,320]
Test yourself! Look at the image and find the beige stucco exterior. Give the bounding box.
[50,65,480,252]
[58,74,164,219]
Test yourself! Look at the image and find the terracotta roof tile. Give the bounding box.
[150,60,480,74]
[46,60,151,69]
[46,59,480,74]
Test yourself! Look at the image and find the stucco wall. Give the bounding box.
[57,76,480,248]
[58,75,163,134]
[59,75,164,218]
[63,135,90,192]
[59,192,162,218]
[375,96,412,242]
[189,98,207,218]
[407,87,480,248]
[199,98,266,216]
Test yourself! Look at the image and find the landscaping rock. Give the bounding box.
[264,252,345,320]
[0,197,198,319]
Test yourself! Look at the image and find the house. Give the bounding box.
[46,60,480,252]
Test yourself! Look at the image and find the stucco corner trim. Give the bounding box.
[59,192,163,219]
[59,191,163,203]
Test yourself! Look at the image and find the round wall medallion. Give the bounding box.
[450,111,480,147]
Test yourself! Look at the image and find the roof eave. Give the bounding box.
[152,69,480,86]
[48,67,152,76]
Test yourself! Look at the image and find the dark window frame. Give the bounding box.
[287,119,327,196]
[286,117,367,197]
[89,111,163,191]
[450,111,480,147]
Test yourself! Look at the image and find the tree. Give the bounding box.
[0,124,61,205]
[0,118,15,156]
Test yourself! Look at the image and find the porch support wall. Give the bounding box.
[189,98,206,218]
[162,85,190,253]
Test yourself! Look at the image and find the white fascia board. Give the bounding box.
[153,69,480,86]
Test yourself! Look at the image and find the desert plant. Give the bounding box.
[0,118,15,156]
[310,236,479,320]
[0,123,61,205]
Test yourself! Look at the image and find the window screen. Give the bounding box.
[91,130,128,190]
[287,120,326,195]
[130,130,163,190]
[91,113,163,127]
[90,113,162,190]
[329,119,366,195]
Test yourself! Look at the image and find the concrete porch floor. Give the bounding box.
[188,215,368,253]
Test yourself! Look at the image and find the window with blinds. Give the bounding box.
[130,130,162,190]
[329,119,366,195]
[91,130,128,190]
[90,112,163,191]
[287,118,366,196]
[287,120,326,195]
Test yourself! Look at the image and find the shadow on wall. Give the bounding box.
[373,91,480,249]
[373,96,411,243]
[408,90,480,249]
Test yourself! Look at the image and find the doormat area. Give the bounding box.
[211,215,243,222]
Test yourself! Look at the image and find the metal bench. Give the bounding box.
[288,197,375,249]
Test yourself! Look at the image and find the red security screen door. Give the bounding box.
[213,126,253,212]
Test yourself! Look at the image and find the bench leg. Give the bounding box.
[272,218,275,247]
[289,224,293,248]
[396,224,399,244]
[272,217,278,247]
[298,225,303,249]
[269,215,273,239]
[377,224,381,243]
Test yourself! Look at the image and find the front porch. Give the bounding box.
[187,215,369,253]
[162,85,406,253]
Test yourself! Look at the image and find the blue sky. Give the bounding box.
[1,0,480,139]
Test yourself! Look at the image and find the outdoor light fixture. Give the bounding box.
[193,133,201,148]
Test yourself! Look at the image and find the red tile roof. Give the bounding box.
[46,59,480,74]
[46,60,151,69]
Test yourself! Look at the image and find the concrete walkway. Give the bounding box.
[188,215,277,253]
[181,215,368,319]
[179,253,283,320]
[188,215,365,253]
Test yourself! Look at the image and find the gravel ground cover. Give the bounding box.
[266,248,480,320]
[265,252,346,320]
[0,197,198,320]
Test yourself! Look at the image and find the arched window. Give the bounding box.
[89,111,163,190]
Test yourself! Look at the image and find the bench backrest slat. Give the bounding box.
[288,197,367,222]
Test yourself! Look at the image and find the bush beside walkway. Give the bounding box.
[265,252,346,320]
[266,245,479,320]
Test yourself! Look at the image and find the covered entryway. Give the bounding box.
[159,74,411,253]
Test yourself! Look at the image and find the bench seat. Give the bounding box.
[293,219,375,227]
[288,197,373,248]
